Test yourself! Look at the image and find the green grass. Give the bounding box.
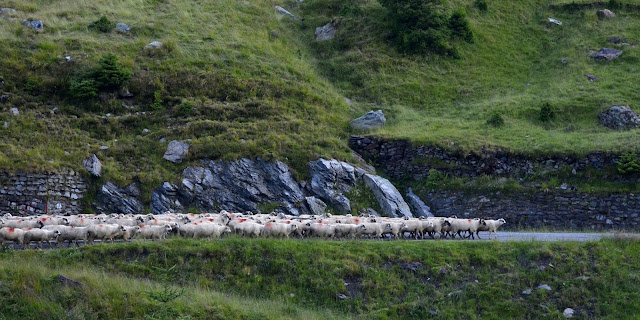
[299,0,640,155]
[2,238,640,319]
[1,0,640,196]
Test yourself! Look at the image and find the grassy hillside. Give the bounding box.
[299,0,640,154]
[1,0,639,187]
[1,238,639,319]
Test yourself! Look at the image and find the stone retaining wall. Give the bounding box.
[0,171,87,215]
[422,190,640,230]
[349,135,623,180]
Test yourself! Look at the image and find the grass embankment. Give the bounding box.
[2,238,640,319]
[299,0,640,154]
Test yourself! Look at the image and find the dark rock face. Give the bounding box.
[309,159,357,213]
[592,48,623,61]
[96,182,144,214]
[406,187,433,217]
[363,174,412,218]
[82,154,102,177]
[599,106,640,130]
[305,196,327,215]
[315,20,339,41]
[151,158,307,215]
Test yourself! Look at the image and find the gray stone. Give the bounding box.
[315,20,339,41]
[563,308,575,318]
[364,208,380,217]
[96,182,144,214]
[82,154,102,177]
[406,188,433,217]
[305,196,327,215]
[597,9,615,20]
[99,145,109,150]
[22,19,43,31]
[592,48,623,61]
[10,107,18,115]
[0,95,7,104]
[116,23,131,32]
[2,121,8,128]
[521,288,532,295]
[163,140,189,163]
[363,174,412,218]
[275,6,295,20]
[548,18,562,25]
[309,159,357,213]
[152,158,307,215]
[349,110,386,130]
[0,8,17,15]
[599,106,640,130]
[586,73,597,82]
[537,284,552,291]
[144,41,163,50]
[56,274,85,287]
[142,128,149,134]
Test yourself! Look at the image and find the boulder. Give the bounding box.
[309,159,357,213]
[315,20,339,41]
[116,23,131,32]
[275,6,295,20]
[82,154,102,177]
[563,308,575,318]
[10,107,18,115]
[363,174,412,218]
[0,8,17,15]
[349,110,386,130]
[22,19,43,31]
[592,48,622,61]
[547,18,562,25]
[96,182,144,214]
[153,158,307,215]
[599,106,640,130]
[144,41,163,50]
[597,9,615,20]
[163,140,189,163]
[585,73,597,82]
[405,187,433,217]
[305,196,327,215]
[0,95,6,104]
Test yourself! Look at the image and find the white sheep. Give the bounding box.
[0,227,27,248]
[448,218,484,239]
[355,223,383,240]
[477,218,506,239]
[138,225,171,240]
[1,219,44,229]
[262,222,298,238]
[87,224,126,244]
[24,229,60,249]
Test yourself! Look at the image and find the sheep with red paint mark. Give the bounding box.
[1,219,44,229]
[138,224,172,240]
[0,227,28,247]
[87,224,126,244]
[262,222,298,238]
[23,229,60,249]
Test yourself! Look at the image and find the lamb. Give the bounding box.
[262,222,298,238]
[87,224,126,244]
[23,229,60,249]
[138,225,172,240]
[1,219,44,229]
[476,218,506,239]
[0,227,27,248]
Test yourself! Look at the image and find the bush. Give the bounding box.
[68,54,131,102]
[618,152,640,175]
[487,113,504,127]
[425,169,447,189]
[88,16,114,33]
[68,79,98,99]
[539,102,555,122]
[475,0,488,12]
[91,54,131,91]
[378,0,473,57]
[449,10,474,43]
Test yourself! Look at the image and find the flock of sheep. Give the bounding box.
[0,211,507,249]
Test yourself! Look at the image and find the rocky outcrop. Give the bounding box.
[363,174,412,218]
[597,9,615,19]
[82,154,102,177]
[144,41,164,50]
[309,159,357,213]
[305,196,327,215]
[116,23,130,32]
[22,19,43,31]
[96,182,144,214]
[315,20,339,41]
[275,6,295,20]
[599,106,640,130]
[152,158,308,215]
[349,110,386,130]
[592,48,622,61]
[405,188,433,217]
[163,140,189,163]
